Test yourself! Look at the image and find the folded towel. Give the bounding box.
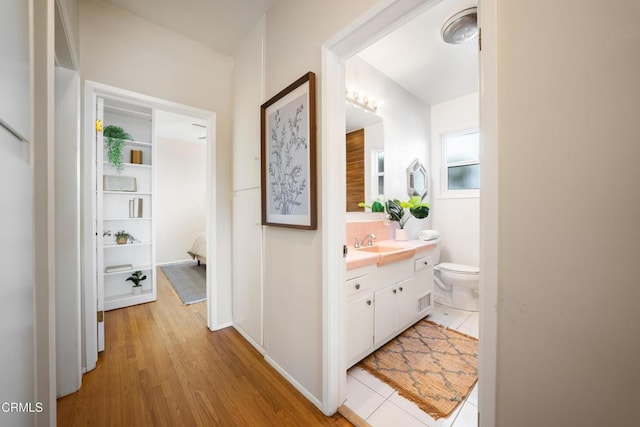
[417,230,440,241]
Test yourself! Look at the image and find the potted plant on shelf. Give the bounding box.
[126,270,147,295]
[114,230,130,245]
[103,125,132,172]
[385,196,431,241]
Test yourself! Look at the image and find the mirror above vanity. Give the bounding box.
[345,103,384,212]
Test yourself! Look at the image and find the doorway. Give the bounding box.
[82,81,217,371]
[321,0,497,424]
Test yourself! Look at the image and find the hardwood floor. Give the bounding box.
[57,268,351,426]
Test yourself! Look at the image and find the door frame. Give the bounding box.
[321,0,498,424]
[82,81,217,370]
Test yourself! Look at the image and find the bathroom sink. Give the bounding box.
[357,245,405,253]
[356,244,417,266]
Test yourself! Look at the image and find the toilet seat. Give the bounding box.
[436,262,479,275]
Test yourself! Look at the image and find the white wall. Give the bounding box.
[262,0,376,406]
[346,55,432,238]
[156,136,206,264]
[496,1,640,426]
[232,17,265,349]
[79,0,234,325]
[0,124,34,427]
[430,92,479,266]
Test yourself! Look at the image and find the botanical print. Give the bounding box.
[267,93,309,216]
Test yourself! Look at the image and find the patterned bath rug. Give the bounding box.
[358,319,478,420]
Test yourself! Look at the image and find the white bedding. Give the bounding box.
[187,232,207,264]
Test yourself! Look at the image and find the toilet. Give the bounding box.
[433,262,480,311]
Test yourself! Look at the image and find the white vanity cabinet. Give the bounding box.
[345,244,438,368]
[373,276,416,346]
[345,272,375,364]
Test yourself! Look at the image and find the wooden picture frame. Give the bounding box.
[261,72,317,229]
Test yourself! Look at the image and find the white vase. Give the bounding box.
[396,228,408,241]
[132,286,142,295]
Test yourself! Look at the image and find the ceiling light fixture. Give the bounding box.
[345,88,378,113]
[441,7,478,44]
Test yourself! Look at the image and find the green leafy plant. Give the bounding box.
[386,196,430,229]
[358,199,385,213]
[126,270,147,288]
[114,230,130,244]
[104,125,132,172]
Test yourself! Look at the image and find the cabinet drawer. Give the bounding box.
[346,274,372,298]
[415,256,432,271]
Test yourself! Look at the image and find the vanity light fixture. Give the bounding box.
[345,88,378,113]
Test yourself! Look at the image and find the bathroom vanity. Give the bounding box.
[344,240,439,368]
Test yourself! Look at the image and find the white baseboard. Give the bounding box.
[264,355,324,412]
[210,321,232,331]
[232,323,265,355]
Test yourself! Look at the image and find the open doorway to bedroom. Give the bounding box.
[82,81,217,370]
[155,111,209,308]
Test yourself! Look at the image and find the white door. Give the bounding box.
[345,293,374,366]
[374,284,397,346]
[95,97,105,352]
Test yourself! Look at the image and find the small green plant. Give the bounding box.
[104,125,132,172]
[114,230,129,244]
[385,196,430,229]
[126,270,147,288]
[358,199,385,213]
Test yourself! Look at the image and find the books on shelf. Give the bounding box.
[105,264,132,273]
[129,197,143,218]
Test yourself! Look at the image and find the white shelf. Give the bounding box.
[104,265,153,276]
[103,217,152,221]
[104,241,152,248]
[104,289,154,311]
[103,161,152,169]
[102,191,152,196]
[102,136,151,147]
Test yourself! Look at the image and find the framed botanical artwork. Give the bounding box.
[261,72,317,229]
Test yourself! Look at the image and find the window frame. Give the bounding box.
[371,149,384,199]
[440,128,480,199]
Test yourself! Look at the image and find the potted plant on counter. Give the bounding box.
[126,270,147,295]
[386,196,430,241]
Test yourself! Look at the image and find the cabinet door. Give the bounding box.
[345,293,374,366]
[374,284,397,346]
[397,277,418,330]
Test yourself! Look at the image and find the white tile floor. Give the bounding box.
[344,304,479,427]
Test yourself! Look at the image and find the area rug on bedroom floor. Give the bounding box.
[160,262,206,305]
[358,319,478,420]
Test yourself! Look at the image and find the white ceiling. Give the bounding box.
[357,0,478,106]
[104,0,275,55]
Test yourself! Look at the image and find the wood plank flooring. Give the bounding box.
[57,268,351,426]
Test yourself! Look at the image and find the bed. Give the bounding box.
[187,232,207,265]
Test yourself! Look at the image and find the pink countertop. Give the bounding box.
[346,239,439,270]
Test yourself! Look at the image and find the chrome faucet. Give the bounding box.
[361,233,376,247]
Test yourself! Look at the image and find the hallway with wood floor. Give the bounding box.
[57,268,350,426]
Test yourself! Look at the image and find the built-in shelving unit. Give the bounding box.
[96,98,156,312]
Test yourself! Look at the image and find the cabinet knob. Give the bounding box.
[424,261,429,266]
[393,289,397,294]
[399,286,404,292]
[366,300,372,306]
[355,283,360,290]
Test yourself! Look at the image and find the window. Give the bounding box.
[372,150,384,197]
[442,130,479,196]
